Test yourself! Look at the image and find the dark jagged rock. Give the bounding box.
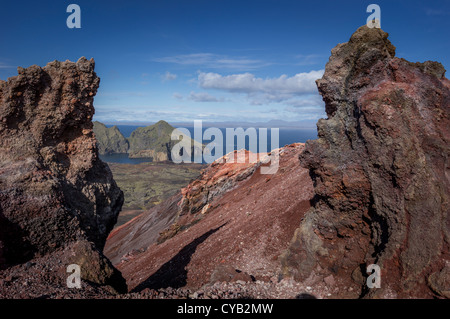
[0,58,126,294]
[281,26,450,298]
[93,121,129,155]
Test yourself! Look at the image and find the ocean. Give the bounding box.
[99,125,318,164]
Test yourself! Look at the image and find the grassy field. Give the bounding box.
[107,161,205,227]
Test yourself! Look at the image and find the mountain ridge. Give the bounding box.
[94,119,203,162]
[0,57,127,297]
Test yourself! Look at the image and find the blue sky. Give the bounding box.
[1,0,449,125]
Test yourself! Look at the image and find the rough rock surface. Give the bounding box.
[0,240,125,298]
[93,121,129,155]
[105,144,314,292]
[281,26,450,298]
[158,149,264,243]
[0,58,126,295]
[105,150,262,265]
[119,278,321,299]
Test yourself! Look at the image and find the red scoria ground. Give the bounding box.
[105,143,315,295]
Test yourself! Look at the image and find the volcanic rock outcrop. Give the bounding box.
[281,26,450,298]
[0,58,126,296]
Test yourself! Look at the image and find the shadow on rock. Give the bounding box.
[0,207,35,268]
[132,224,226,292]
[295,293,317,299]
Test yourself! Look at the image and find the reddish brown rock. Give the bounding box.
[281,26,450,298]
[0,239,5,269]
[105,149,282,265]
[209,263,254,284]
[0,239,125,298]
[159,149,263,243]
[0,58,126,294]
[105,144,314,292]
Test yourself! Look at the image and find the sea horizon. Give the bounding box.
[100,124,318,164]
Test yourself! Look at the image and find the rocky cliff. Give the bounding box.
[128,120,179,160]
[93,121,129,155]
[281,26,450,298]
[93,120,204,162]
[0,58,126,296]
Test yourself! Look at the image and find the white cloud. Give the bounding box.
[173,92,183,100]
[196,70,324,107]
[154,53,269,70]
[284,105,325,120]
[197,70,323,95]
[425,8,450,16]
[161,71,177,82]
[97,91,149,98]
[188,91,223,102]
[93,105,252,123]
[0,62,14,69]
[295,54,324,66]
[172,91,224,102]
[285,94,323,107]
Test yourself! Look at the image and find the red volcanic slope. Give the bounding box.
[105,143,314,291]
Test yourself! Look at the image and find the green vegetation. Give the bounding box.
[95,120,207,226]
[93,121,129,155]
[127,120,175,160]
[94,120,204,162]
[108,161,205,226]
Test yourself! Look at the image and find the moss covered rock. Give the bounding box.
[128,120,203,161]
